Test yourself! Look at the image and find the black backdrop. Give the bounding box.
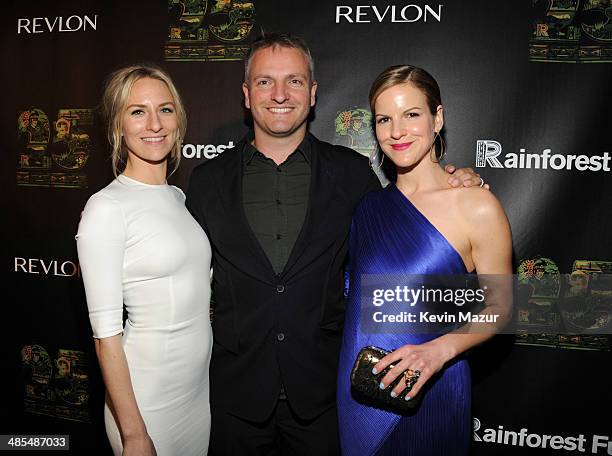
[3,0,611,454]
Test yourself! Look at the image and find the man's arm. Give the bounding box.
[185,167,209,235]
[364,162,488,192]
[365,167,383,193]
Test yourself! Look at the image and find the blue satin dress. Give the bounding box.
[337,184,471,456]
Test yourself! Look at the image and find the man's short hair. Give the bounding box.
[244,32,315,83]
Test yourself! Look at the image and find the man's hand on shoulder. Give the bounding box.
[444,164,490,190]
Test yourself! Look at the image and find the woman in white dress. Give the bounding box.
[76,66,212,455]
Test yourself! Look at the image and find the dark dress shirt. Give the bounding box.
[242,139,311,275]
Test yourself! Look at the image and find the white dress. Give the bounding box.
[76,174,212,455]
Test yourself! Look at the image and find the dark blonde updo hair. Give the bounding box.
[101,65,187,176]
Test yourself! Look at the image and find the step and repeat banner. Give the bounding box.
[3,0,611,454]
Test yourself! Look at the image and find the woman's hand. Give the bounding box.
[123,434,157,456]
[373,339,456,400]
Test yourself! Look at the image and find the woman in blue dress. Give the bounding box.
[337,65,512,456]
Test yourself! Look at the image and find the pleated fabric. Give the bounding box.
[337,184,471,456]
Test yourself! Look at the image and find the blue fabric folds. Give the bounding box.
[337,184,471,456]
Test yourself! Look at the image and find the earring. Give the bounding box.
[437,133,446,161]
[368,149,385,169]
[430,131,447,163]
[378,151,385,169]
[368,149,375,168]
[369,148,385,169]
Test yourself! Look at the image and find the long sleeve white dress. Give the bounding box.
[76,174,212,455]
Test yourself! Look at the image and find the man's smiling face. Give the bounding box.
[243,46,317,142]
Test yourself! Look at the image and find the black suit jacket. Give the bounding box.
[186,133,380,421]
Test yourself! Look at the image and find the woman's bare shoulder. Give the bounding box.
[451,187,506,225]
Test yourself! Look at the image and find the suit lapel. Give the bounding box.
[215,141,276,283]
[281,135,335,279]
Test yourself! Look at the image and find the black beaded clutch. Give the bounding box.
[350,346,422,414]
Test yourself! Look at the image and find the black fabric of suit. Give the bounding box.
[186,133,381,448]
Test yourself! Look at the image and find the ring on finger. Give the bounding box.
[403,369,421,389]
[479,177,485,187]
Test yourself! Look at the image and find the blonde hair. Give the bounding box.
[101,65,187,176]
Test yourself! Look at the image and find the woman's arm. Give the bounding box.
[76,193,155,455]
[374,188,512,399]
[95,336,155,455]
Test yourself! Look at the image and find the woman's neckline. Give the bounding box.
[118,174,169,188]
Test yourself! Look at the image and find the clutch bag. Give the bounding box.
[350,346,422,414]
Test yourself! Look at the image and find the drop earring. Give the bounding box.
[369,148,385,169]
[430,131,447,163]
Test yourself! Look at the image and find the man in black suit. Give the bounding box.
[186,33,482,455]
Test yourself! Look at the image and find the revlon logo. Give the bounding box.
[17,15,98,34]
[14,257,81,277]
[335,4,442,23]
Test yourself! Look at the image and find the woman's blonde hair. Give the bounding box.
[101,65,187,176]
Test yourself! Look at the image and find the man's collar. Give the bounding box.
[243,135,259,165]
[243,131,312,165]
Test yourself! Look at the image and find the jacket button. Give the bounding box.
[276,285,285,293]
[277,333,285,341]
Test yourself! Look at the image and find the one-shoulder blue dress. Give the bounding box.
[337,184,471,456]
